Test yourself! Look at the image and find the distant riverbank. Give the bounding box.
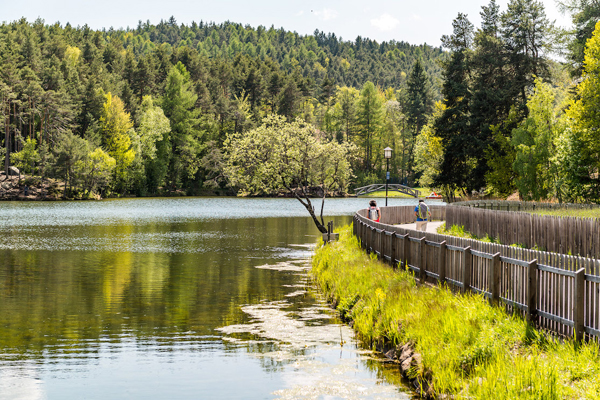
[0,174,365,201]
[0,173,234,201]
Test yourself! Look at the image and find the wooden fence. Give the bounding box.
[354,206,600,342]
[377,204,446,225]
[446,201,600,259]
[453,200,600,212]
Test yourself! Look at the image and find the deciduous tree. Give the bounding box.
[224,115,355,233]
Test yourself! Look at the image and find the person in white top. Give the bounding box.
[367,199,381,222]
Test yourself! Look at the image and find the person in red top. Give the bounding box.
[367,199,381,222]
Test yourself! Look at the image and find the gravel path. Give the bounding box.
[394,220,445,234]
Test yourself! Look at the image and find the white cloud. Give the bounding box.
[295,10,304,17]
[370,13,400,32]
[314,8,338,21]
[411,14,422,21]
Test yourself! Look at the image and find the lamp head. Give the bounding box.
[384,147,392,159]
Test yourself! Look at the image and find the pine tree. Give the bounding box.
[355,81,383,171]
[278,79,301,121]
[404,59,433,183]
[161,62,204,190]
[470,0,511,190]
[558,0,600,76]
[435,13,475,196]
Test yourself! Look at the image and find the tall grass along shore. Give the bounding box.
[312,225,600,399]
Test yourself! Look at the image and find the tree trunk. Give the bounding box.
[283,179,327,233]
[4,99,9,177]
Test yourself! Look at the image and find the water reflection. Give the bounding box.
[0,198,414,399]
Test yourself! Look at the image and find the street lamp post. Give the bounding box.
[384,147,392,206]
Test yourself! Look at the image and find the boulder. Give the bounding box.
[400,356,413,374]
[384,348,397,361]
[8,166,19,176]
[397,343,413,364]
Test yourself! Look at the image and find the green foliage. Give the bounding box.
[99,93,135,186]
[162,62,206,189]
[558,0,600,76]
[437,223,501,243]
[485,118,518,197]
[435,13,474,193]
[355,81,384,171]
[11,138,40,175]
[436,1,552,195]
[313,225,600,399]
[224,115,355,232]
[224,115,354,196]
[563,21,600,202]
[414,102,444,187]
[50,131,89,198]
[511,78,562,201]
[0,18,447,197]
[78,148,116,194]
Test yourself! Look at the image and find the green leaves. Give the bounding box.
[563,21,600,202]
[99,93,135,184]
[224,115,355,197]
[511,78,560,201]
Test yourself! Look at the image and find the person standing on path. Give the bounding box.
[414,199,431,231]
[368,199,381,222]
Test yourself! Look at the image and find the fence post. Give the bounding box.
[490,252,501,306]
[462,247,472,293]
[360,221,365,248]
[391,233,397,268]
[527,259,538,324]
[370,227,375,254]
[419,237,426,283]
[439,241,447,284]
[362,222,367,249]
[403,233,410,269]
[574,268,586,342]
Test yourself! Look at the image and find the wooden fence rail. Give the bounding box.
[354,206,600,342]
[453,200,600,212]
[446,201,600,259]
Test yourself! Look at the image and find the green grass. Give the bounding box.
[312,225,600,399]
[436,223,545,250]
[436,222,502,244]
[531,208,600,219]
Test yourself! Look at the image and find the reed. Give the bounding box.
[312,225,600,399]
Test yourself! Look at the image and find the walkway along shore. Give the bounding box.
[355,205,600,341]
[312,224,600,399]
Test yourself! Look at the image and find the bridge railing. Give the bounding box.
[353,205,600,342]
[353,183,421,198]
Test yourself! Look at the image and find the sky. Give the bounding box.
[1,0,572,47]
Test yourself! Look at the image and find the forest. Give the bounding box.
[1,0,600,203]
[431,0,600,203]
[0,15,443,198]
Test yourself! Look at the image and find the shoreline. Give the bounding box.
[311,225,600,399]
[0,175,360,202]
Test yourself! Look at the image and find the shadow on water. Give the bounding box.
[0,198,415,399]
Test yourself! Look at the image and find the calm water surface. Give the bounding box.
[0,197,419,400]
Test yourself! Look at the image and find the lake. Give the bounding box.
[0,197,420,399]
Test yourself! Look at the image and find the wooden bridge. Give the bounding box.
[353,183,421,198]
